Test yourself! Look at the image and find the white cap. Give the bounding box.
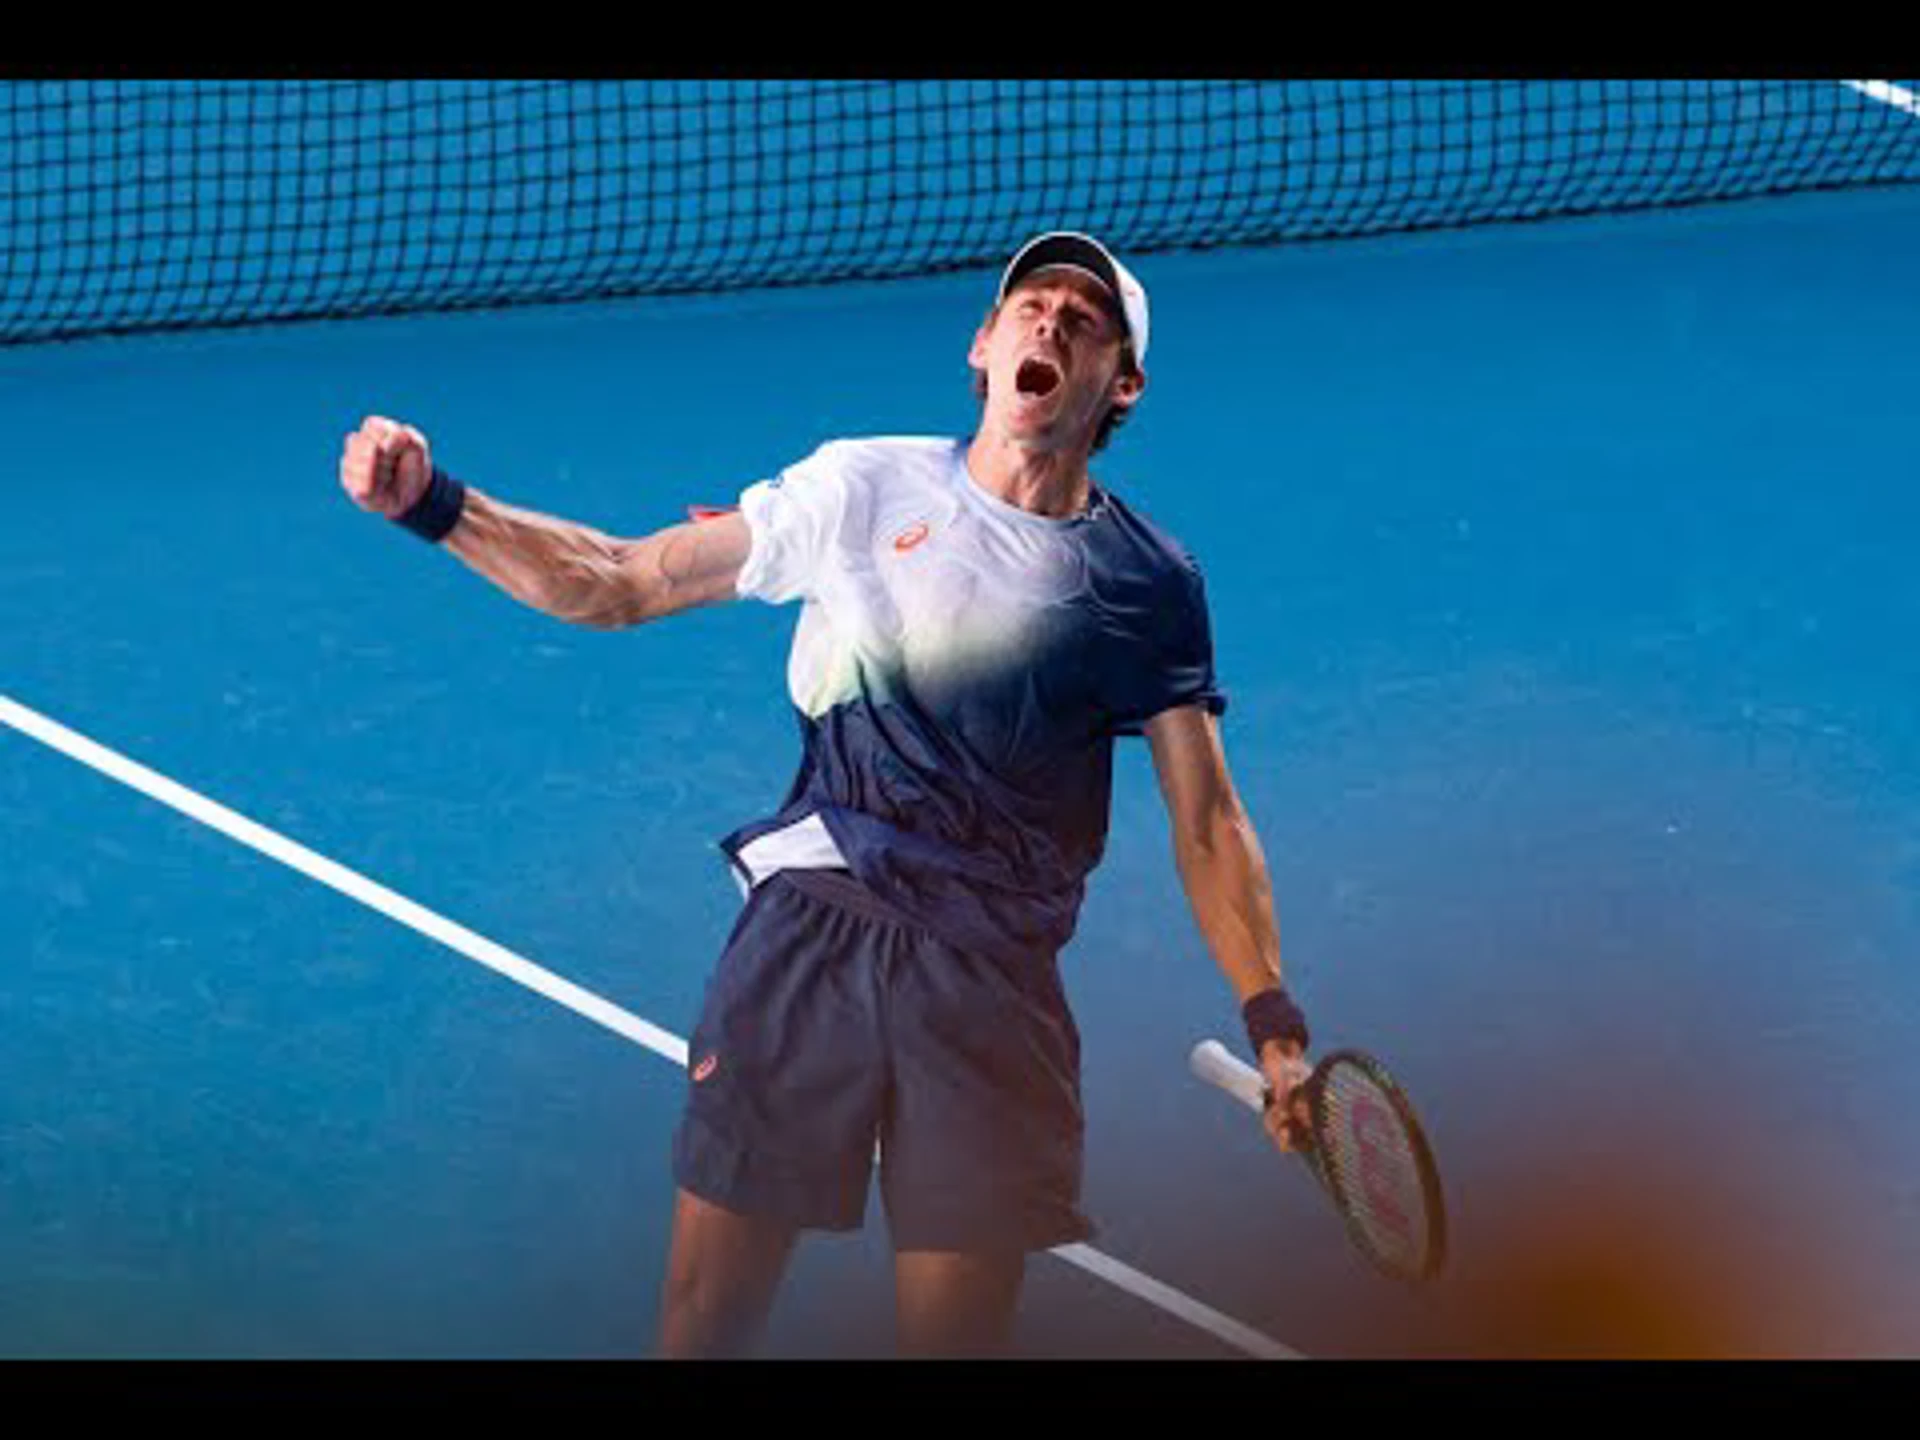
[998,231,1150,366]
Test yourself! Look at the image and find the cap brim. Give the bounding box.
[1001,234,1124,311]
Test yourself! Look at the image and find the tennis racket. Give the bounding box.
[1190,1039,1447,1284]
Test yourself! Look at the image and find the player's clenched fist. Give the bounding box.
[340,416,432,519]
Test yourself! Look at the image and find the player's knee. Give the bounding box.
[656,1270,743,1358]
[656,1191,796,1358]
[656,1259,778,1358]
[895,1299,1019,1358]
[894,1250,1025,1358]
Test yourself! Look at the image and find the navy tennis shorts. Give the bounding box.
[672,868,1094,1254]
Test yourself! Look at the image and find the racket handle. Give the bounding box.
[1190,1038,1271,1114]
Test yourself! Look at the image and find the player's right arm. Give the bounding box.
[339,415,750,629]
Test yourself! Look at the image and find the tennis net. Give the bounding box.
[3,79,1917,346]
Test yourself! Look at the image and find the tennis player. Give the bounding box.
[339,231,1313,1358]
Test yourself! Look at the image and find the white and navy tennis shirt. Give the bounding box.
[719,436,1225,968]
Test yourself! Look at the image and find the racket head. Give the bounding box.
[1298,1049,1448,1284]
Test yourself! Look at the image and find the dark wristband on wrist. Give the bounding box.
[1243,986,1310,1057]
[395,465,466,543]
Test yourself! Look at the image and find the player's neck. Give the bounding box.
[964,429,1093,520]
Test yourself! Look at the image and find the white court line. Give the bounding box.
[0,693,690,1069]
[0,689,1301,1362]
[1841,79,1920,118]
[1052,1244,1300,1361]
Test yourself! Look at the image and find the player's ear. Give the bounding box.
[967,305,999,371]
[1110,363,1146,411]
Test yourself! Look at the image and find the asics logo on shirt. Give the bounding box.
[892,520,932,553]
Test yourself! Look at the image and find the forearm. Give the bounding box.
[1172,801,1285,1004]
[443,487,647,628]
[1146,708,1308,1077]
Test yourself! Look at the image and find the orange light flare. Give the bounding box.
[1429,1059,1894,1359]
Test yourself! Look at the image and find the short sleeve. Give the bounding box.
[1105,556,1229,737]
[734,442,853,605]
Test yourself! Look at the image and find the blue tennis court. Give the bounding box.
[3,80,1918,1358]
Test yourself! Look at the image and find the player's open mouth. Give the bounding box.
[1015,356,1062,398]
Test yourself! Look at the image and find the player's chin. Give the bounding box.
[1004,392,1058,427]
[1002,397,1091,449]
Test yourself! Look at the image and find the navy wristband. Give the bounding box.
[1243,986,1310,1057]
[395,465,466,543]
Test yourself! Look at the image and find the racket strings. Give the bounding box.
[1316,1062,1440,1278]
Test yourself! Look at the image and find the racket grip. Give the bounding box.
[1190,1039,1271,1114]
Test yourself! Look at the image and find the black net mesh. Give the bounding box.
[4,79,1916,346]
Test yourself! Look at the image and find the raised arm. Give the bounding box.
[339,415,750,629]
[445,488,750,629]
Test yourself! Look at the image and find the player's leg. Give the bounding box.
[893,1248,1026,1357]
[655,1187,798,1358]
[665,872,892,1356]
[878,920,1093,1359]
